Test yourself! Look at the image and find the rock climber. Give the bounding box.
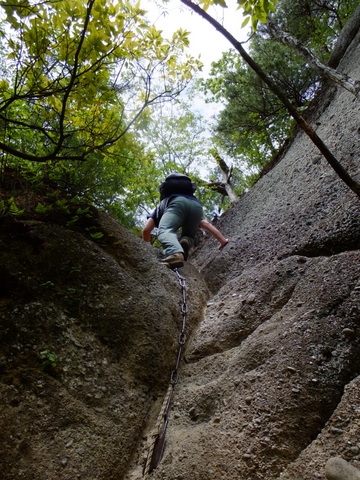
[142,172,229,269]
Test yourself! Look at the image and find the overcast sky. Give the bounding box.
[143,0,250,75]
[140,1,252,177]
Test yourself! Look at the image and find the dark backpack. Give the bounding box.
[159,173,196,200]
[153,173,197,226]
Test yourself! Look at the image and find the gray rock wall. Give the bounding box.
[129,32,360,480]
[0,211,209,480]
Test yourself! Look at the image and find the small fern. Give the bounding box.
[8,198,24,215]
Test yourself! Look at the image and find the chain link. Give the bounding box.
[143,268,188,477]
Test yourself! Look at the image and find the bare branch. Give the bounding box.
[266,18,360,98]
[180,0,360,198]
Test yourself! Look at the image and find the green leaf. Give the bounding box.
[89,231,104,239]
[35,202,51,213]
[76,206,90,215]
[213,0,228,6]
[67,215,79,225]
[8,198,24,216]
[40,281,55,288]
[241,16,250,27]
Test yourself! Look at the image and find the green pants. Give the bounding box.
[158,196,203,257]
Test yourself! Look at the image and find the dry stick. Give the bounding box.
[266,18,360,98]
[180,0,360,198]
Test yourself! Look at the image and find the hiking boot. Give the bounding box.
[180,238,190,260]
[160,253,184,269]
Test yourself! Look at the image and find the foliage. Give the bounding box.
[39,349,59,369]
[0,0,201,164]
[40,281,55,289]
[143,105,209,174]
[0,0,206,229]
[24,133,154,228]
[0,194,26,215]
[201,43,310,168]
[197,0,279,30]
[200,0,357,172]
[269,0,359,56]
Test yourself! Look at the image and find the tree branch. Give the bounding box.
[180,0,360,198]
[266,18,360,98]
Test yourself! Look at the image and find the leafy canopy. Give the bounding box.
[200,0,358,174]
[197,0,278,30]
[0,0,206,230]
[0,0,202,163]
[201,38,319,168]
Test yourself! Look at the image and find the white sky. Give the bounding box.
[139,1,252,181]
[141,0,251,122]
[142,0,250,75]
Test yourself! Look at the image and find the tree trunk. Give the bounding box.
[328,3,360,68]
[210,149,239,204]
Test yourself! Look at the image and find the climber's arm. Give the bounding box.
[142,217,156,242]
[200,219,229,250]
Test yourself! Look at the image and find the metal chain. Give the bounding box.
[143,268,188,478]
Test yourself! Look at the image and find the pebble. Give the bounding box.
[247,294,256,304]
[342,328,355,338]
[312,155,322,164]
[330,427,345,435]
[325,457,360,480]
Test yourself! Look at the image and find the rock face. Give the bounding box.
[130,31,360,480]
[0,25,359,480]
[0,209,209,480]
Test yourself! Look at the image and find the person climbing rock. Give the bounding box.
[199,219,229,251]
[142,172,229,268]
